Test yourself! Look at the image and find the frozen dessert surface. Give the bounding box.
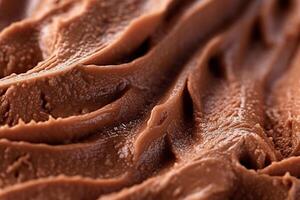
[0,0,300,199]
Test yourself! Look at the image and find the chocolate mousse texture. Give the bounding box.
[0,0,300,199]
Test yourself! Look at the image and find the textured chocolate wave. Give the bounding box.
[0,0,300,199]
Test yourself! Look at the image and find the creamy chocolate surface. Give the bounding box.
[0,0,300,199]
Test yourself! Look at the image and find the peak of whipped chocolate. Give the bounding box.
[0,0,300,199]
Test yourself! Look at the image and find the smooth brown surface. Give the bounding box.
[0,0,300,199]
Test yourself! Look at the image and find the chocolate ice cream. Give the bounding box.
[0,0,300,199]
